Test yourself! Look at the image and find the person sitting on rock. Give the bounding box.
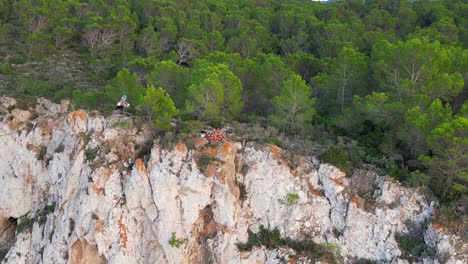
[115,95,129,110]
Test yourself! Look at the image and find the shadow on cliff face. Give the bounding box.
[0,217,17,261]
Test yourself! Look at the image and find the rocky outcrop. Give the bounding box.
[0,97,466,264]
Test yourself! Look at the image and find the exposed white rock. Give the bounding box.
[0,104,466,264]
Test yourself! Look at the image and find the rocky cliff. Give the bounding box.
[0,97,466,264]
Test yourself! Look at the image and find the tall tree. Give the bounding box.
[269,74,316,132]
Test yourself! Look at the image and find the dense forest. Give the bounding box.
[0,0,466,215]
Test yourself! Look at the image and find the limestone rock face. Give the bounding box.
[0,101,466,264]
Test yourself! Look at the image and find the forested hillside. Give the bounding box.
[0,0,466,216]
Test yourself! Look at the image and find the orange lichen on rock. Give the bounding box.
[134,158,146,174]
[25,174,34,185]
[331,178,345,187]
[95,220,104,233]
[193,137,208,147]
[91,185,104,195]
[68,110,87,121]
[351,196,365,209]
[205,163,218,178]
[219,142,231,157]
[432,222,444,231]
[118,215,128,252]
[308,184,324,197]
[203,146,217,157]
[269,145,282,160]
[175,142,187,152]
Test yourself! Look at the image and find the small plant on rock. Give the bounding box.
[84,149,96,162]
[169,232,188,248]
[37,146,47,160]
[114,121,132,129]
[278,192,300,205]
[54,143,65,153]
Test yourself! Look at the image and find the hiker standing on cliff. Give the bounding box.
[115,95,129,110]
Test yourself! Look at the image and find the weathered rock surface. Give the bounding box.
[0,96,466,264]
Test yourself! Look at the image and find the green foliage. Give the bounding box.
[269,74,315,133]
[137,86,178,131]
[322,141,365,177]
[235,178,247,202]
[144,60,190,107]
[237,225,340,263]
[104,68,145,113]
[196,154,224,173]
[185,63,243,122]
[278,192,300,206]
[237,225,283,251]
[168,232,188,248]
[396,234,425,258]
[36,146,47,160]
[45,203,56,213]
[16,216,33,233]
[114,121,132,129]
[313,47,368,115]
[54,143,65,153]
[421,113,468,202]
[84,149,96,162]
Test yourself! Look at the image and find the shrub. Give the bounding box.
[237,225,340,263]
[236,225,283,251]
[395,221,429,261]
[36,146,47,160]
[114,121,132,129]
[387,163,408,182]
[83,133,92,144]
[54,143,65,153]
[84,149,96,162]
[196,154,224,173]
[169,232,188,248]
[322,146,351,175]
[45,203,56,213]
[137,86,178,131]
[16,216,33,233]
[278,192,300,205]
[235,178,247,201]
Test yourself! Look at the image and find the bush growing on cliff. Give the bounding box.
[137,86,178,131]
[237,225,341,263]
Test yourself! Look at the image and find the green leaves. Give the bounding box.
[270,74,315,132]
[137,86,178,131]
[371,37,463,103]
[184,63,243,122]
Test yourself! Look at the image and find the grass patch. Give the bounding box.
[396,221,428,261]
[36,146,47,160]
[84,149,96,162]
[235,178,247,201]
[278,192,300,205]
[16,216,33,233]
[396,233,425,261]
[114,120,132,129]
[169,232,188,248]
[196,154,224,173]
[237,225,340,263]
[83,133,91,144]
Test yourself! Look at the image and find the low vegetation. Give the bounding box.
[278,192,300,206]
[237,225,341,263]
[169,232,188,249]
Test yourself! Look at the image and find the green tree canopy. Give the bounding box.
[269,74,316,132]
